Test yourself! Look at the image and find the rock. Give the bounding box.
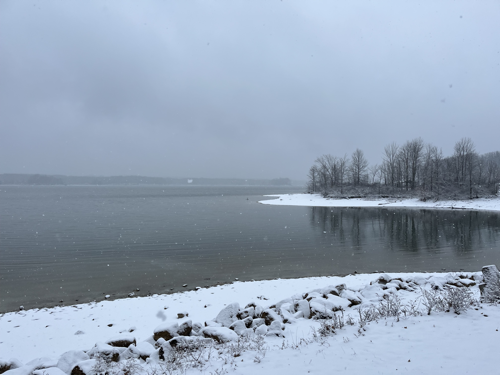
[229,320,247,336]
[236,307,254,320]
[204,321,222,328]
[242,316,253,328]
[340,290,362,307]
[251,318,265,328]
[261,309,282,326]
[87,343,123,362]
[178,320,192,336]
[191,322,204,336]
[309,296,350,318]
[254,325,268,336]
[254,305,264,318]
[269,321,283,331]
[274,298,293,310]
[320,286,340,297]
[294,300,311,319]
[335,284,346,294]
[177,312,188,319]
[202,327,238,343]
[373,274,391,285]
[56,351,89,374]
[305,292,322,302]
[166,336,213,349]
[214,303,240,327]
[459,279,476,287]
[0,359,22,375]
[279,303,296,323]
[33,368,66,375]
[105,335,136,348]
[480,265,500,301]
[120,342,155,361]
[70,360,96,375]
[153,322,179,341]
[240,328,254,337]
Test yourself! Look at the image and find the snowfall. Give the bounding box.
[1,195,500,375]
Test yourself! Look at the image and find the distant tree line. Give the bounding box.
[307,138,500,200]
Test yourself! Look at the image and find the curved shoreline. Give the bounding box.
[259,193,500,212]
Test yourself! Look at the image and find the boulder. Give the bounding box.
[320,286,340,297]
[105,335,136,348]
[0,359,22,375]
[70,360,96,375]
[202,327,238,343]
[214,303,240,327]
[340,290,362,307]
[254,304,264,318]
[236,307,254,320]
[191,322,204,336]
[274,298,293,310]
[261,309,282,326]
[87,343,123,362]
[178,320,192,336]
[294,300,311,319]
[480,265,500,301]
[229,320,247,336]
[254,325,268,336]
[267,321,285,337]
[120,342,155,361]
[251,318,265,328]
[33,368,66,375]
[56,351,89,374]
[310,296,350,318]
[153,322,179,341]
[166,336,213,349]
[242,316,253,328]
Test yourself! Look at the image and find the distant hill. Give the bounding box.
[0,174,293,186]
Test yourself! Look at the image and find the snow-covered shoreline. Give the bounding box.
[2,270,499,374]
[259,193,500,212]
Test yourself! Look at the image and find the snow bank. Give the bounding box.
[260,193,500,211]
[1,269,499,374]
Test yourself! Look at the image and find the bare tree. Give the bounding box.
[351,149,369,186]
[383,142,399,188]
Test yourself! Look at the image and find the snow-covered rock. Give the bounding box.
[214,303,240,327]
[261,309,282,325]
[69,359,95,375]
[33,368,66,375]
[229,320,247,336]
[153,322,179,341]
[177,320,192,336]
[294,300,311,319]
[87,343,123,362]
[254,325,268,336]
[119,342,155,361]
[201,327,238,343]
[105,335,136,348]
[480,265,500,301]
[56,351,89,374]
[0,359,22,375]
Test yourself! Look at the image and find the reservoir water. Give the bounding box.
[1,185,499,312]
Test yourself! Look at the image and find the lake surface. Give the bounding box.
[1,185,499,312]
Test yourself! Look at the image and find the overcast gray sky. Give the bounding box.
[1,0,499,180]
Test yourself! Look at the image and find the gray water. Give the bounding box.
[1,185,499,313]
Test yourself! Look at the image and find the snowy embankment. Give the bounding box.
[1,268,500,375]
[259,193,500,211]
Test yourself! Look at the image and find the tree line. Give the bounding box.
[307,137,500,199]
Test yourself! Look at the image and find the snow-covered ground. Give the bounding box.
[1,271,499,375]
[259,194,500,211]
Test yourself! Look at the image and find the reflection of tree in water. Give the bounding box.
[309,207,499,253]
